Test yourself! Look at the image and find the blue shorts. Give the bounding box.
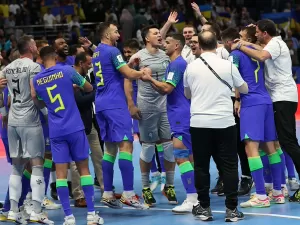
[171,129,192,151]
[50,130,90,164]
[42,123,51,152]
[96,108,133,143]
[240,104,277,142]
[2,138,11,164]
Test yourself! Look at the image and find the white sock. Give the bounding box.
[31,174,45,213]
[265,183,273,190]
[51,171,56,183]
[9,174,22,212]
[67,169,72,182]
[123,191,135,198]
[273,189,282,196]
[256,194,268,200]
[281,184,287,188]
[103,191,114,198]
[187,193,198,202]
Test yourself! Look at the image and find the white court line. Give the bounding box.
[90,205,300,220]
[1,202,299,220]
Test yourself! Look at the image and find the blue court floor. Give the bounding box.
[1,126,300,225]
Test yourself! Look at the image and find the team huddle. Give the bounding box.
[0,5,299,225]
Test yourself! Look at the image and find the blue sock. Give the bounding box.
[57,179,72,216]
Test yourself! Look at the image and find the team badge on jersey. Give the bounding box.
[162,60,170,69]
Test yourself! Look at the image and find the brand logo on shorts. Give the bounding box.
[148,132,153,139]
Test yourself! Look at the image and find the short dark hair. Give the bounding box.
[98,21,117,40]
[75,52,88,66]
[69,44,83,56]
[221,27,239,41]
[35,40,48,50]
[17,35,34,55]
[141,25,159,45]
[204,22,221,40]
[123,39,140,50]
[198,30,217,51]
[40,46,56,61]
[257,19,277,37]
[167,33,185,49]
[241,26,257,43]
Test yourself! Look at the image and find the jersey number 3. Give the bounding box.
[95,61,104,86]
[47,84,65,113]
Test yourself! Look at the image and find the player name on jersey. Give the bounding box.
[36,71,64,85]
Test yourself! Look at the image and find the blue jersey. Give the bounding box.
[92,43,127,112]
[56,56,75,66]
[33,65,86,138]
[164,56,190,128]
[1,87,9,139]
[230,49,272,107]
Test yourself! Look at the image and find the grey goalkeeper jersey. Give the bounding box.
[137,48,170,113]
[1,58,41,126]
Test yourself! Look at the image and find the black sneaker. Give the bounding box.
[192,202,213,221]
[162,185,178,205]
[238,177,253,196]
[289,189,300,202]
[142,187,156,206]
[225,208,244,222]
[217,182,225,196]
[211,177,223,194]
[50,182,58,200]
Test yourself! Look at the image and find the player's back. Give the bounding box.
[33,65,85,138]
[230,49,272,107]
[4,58,41,126]
[92,43,127,112]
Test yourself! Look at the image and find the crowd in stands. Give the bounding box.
[0,0,299,80]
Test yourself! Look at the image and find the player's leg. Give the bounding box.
[51,135,75,225]
[274,141,288,197]
[70,130,104,225]
[139,112,159,206]
[96,111,121,208]
[284,150,299,191]
[239,106,270,208]
[171,133,197,214]
[159,112,177,204]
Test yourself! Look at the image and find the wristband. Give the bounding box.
[89,43,94,49]
[0,106,7,116]
[40,107,48,115]
[237,43,242,50]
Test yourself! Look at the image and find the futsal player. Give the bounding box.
[92,22,151,209]
[143,33,197,213]
[0,36,53,224]
[32,46,104,225]
[222,27,284,208]
[123,39,162,192]
[127,25,177,206]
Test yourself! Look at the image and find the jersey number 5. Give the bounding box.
[46,84,65,113]
[12,79,21,103]
[95,61,104,86]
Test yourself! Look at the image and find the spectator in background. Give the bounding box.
[287,30,300,50]
[287,39,299,66]
[43,8,56,29]
[9,0,20,15]
[4,13,15,36]
[68,15,80,32]
[56,9,68,24]
[120,8,134,42]
[134,8,149,33]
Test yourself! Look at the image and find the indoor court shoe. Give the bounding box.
[120,193,149,209]
[7,210,28,224]
[192,203,213,221]
[238,177,253,196]
[142,187,156,206]
[30,210,54,224]
[269,193,285,204]
[63,215,76,225]
[172,199,196,214]
[288,178,300,191]
[240,196,270,208]
[42,196,61,210]
[162,185,178,205]
[225,208,244,222]
[0,210,8,221]
[211,177,223,194]
[101,195,123,209]
[87,212,104,225]
[289,189,300,202]
[50,182,58,200]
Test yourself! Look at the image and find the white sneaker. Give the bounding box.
[63,215,76,225]
[150,172,161,192]
[0,211,8,221]
[160,172,166,192]
[42,196,61,210]
[7,210,28,224]
[172,199,195,214]
[87,212,104,225]
[30,211,54,224]
[288,178,300,191]
[24,200,33,215]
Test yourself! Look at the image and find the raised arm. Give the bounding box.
[160,12,179,40]
[191,2,208,25]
